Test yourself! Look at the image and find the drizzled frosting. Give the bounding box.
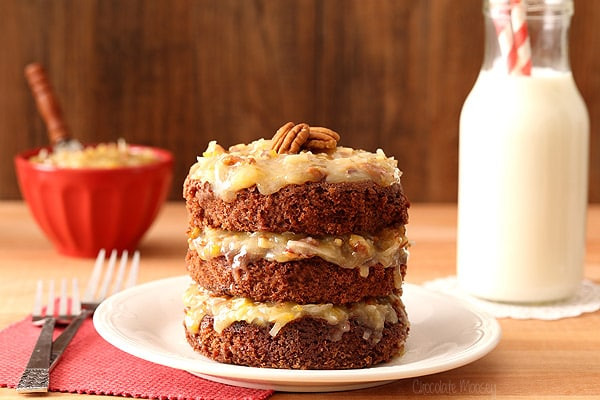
[183,284,403,343]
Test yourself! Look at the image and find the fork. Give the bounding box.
[16,279,80,393]
[16,249,140,394]
[49,249,140,367]
[82,248,140,312]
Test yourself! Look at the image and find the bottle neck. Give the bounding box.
[482,0,574,74]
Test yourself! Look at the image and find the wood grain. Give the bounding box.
[0,0,598,201]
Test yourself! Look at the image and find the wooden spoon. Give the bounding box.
[24,63,82,151]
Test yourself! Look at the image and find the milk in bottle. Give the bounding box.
[457,0,589,302]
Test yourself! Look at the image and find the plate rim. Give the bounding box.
[94,275,502,384]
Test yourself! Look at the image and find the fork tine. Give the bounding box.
[58,278,68,319]
[125,250,140,289]
[98,249,117,300]
[71,278,81,316]
[33,280,43,319]
[112,250,129,294]
[46,280,55,318]
[83,249,106,303]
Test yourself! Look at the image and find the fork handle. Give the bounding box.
[50,309,93,369]
[16,318,55,393]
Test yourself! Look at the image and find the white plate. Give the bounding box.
[94,276,501,392]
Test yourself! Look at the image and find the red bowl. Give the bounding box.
[14,145,173,258]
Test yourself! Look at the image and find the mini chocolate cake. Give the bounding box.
[183,122,410,369]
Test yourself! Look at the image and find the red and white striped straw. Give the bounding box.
[509,0,532,75]
[491,0,532,76]
[492,0,515,71]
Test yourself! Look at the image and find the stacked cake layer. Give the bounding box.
[183,132,410,369]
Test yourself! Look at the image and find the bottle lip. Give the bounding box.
[485,0,574,17]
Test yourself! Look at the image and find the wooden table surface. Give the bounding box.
[1,201,599,399]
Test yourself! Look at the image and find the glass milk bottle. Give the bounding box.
[457,0,589,302]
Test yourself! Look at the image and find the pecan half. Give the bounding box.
[309,127,341,142]
[305,127,340,152]
[271,122,295,151]
[271,123,340,154]
[271,122,310,154]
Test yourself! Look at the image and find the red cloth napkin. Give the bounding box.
[0,317,273,400]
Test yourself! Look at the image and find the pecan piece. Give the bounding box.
[221,155,243,166]
[306,166,326,181]
[271,122,310,154]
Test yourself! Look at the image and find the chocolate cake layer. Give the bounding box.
[186,249,406,304]
[184,308,410,370]
[184,178,409,236]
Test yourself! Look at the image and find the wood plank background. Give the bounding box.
[1,0,598,202]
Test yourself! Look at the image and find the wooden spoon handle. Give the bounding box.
[24,63,70,145]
